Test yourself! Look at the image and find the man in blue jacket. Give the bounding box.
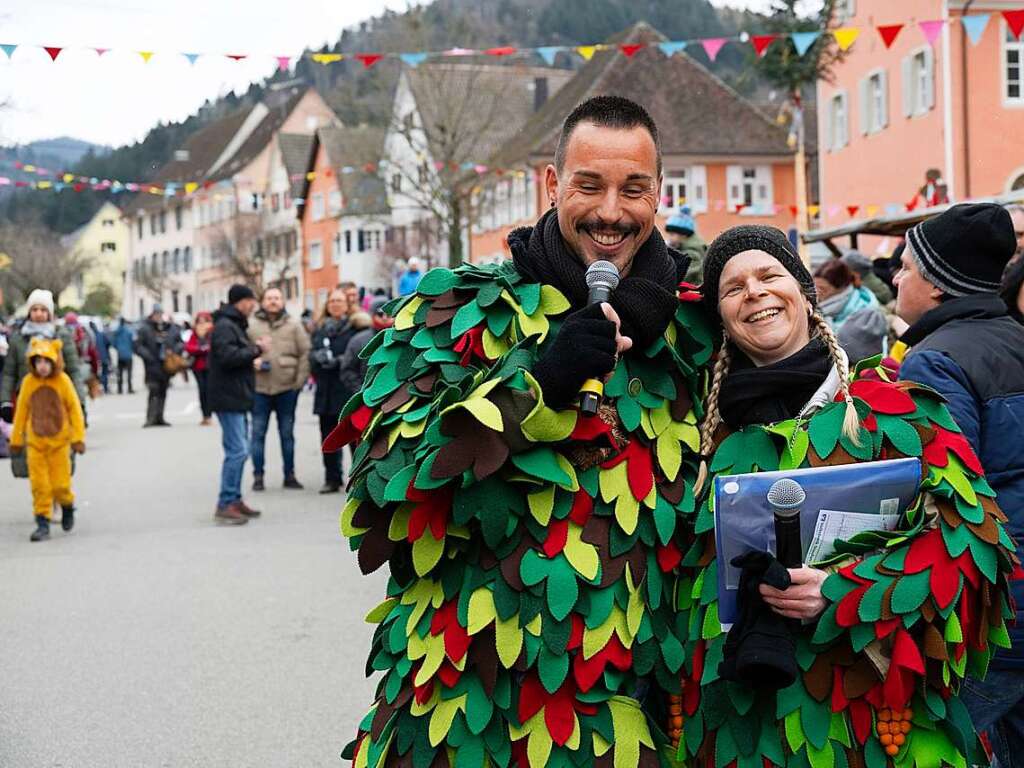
[110,317,135,394]
[895,202,1024,768]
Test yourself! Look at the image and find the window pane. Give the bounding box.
[1011,84,1021,99]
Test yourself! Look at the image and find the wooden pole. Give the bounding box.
[794,99,811,267]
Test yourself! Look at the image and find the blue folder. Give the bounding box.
[713,457,921,626]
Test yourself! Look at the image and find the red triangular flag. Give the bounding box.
[905,198,919,212]
[847,205,860,217]
[789,205,799,217]
[484,46,516,56]
[876,24,903,49]
[734,204,746,214]
[619,43,644,57]
[751,34,778,57]
[226,54,248,62]
[43,46,62,61]
[1004,10,1024,39]
[356,53,383,68]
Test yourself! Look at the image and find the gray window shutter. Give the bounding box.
[880,69,889,127]
[924,48,936,110]
[859,77,869,134]
[901,56,913,117]
[824,99,833,151]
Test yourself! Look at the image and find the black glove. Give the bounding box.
[532,303,618,408]
[0,402,12,423]
[718,551,798,690]
[311,349,338,369]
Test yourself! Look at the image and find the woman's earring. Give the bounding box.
[550,199,556,208]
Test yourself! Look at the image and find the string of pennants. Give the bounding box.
[2,10,1022,70]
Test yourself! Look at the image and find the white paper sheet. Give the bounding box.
[805,507,901,564]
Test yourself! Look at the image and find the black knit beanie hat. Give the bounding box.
[905,203,1015,297]
[703,225,817,313]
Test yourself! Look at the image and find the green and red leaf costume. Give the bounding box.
[678,368,1017,768]
[335,262,714,768]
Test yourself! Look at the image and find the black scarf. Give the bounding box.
[508,208,683,350]
[718,338,831,429]
[901,293,1010,346]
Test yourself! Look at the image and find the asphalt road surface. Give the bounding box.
[0,376,388,767]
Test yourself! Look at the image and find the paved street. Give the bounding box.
[0,375,388,767]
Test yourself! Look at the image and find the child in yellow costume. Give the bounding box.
[9,337,85,542]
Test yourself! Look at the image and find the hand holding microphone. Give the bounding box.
[760,478,828,620]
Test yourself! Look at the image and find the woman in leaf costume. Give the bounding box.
[334,97,716,768]
[676,226,1017,768]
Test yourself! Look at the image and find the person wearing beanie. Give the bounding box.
[842,249,893,304]
[133,303,182,427]
[664,206,707,284]
[894,203,1024,763]
[0,288,84,424]
[207,284,268,525]
[676,223,1014,768]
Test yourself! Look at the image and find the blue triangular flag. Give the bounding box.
[54,183,65,192]
[790,32,820,56]
[658,41,687,57]
[0,44,16,59]
[399,52,428,68]
[961,14,990,46]
[536,46,561,66]
[182,52,200,65]
[884,203,901,217]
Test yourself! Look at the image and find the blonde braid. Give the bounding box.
[810,312,862,443]
[694,338,732,497]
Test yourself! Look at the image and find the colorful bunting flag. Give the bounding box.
[847,205,859,217]
[485,46,517,56]
[185,182,198,194]
[399,52,429,67]
[961,13,991,46]
[701,37,727,62]
[790,31,820,56]
[0,44,16,59]
[789,205,799,216]
[919,20,944,46]
[94,47,109,56]
[535,46,561,65]
[311,52,343,64]
[751,34,778,57]
[182,52,199,65]
[866,204,880,216]
[43,46,62,61]
[138,51,154,63]
[226,54,247,62]
[658,41,687,57]
[576,45,598,61]
[808,204,821,217]
[275,55,291,71]
[619,43,644,57]
[876,24,903,49]
[356,53,382,68]
[1005,9,1024,39]
[833,27,860,51]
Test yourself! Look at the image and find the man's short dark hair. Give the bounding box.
[554,95,662,177]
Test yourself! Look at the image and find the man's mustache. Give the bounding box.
[578,220,640,236]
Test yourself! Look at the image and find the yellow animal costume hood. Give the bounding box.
[10,336,85,450]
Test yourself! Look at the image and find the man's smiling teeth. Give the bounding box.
[590,231,626,246]
[747,308,781,323]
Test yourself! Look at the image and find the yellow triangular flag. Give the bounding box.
[576,45,598,61]
[37,180,52,189]
[63,173,74,183]
[312,53,343,64]
[866,204,880,217]
[808,204,821,217]
[138,51,155,63]
[185,182,198,195]
[833,27,860,51]
[306,171,317,181]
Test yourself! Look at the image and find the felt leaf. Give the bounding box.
[417,269,457,296]
[459,396,503,432]
[429,694,466,746]
[656,430,683,481]
[412,531,445,575]
[365,597,399,624]
[808,404,845,459]
[528,485,556,526]
[522,398,577,443]
[452,301,485,336]
[467,588,496,634]
[538,284,571,316]
[495,614,523,667]
[564,523,600,580]
[512,448,573,486]
[607,696,655,768]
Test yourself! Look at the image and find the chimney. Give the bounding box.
[533,77,549,112]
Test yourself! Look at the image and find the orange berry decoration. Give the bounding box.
[880,734,894,746]
[877,722,891,735]
[886,744,900,757]
[879,709,892,722]
[901,721,912,734]
[903,708,914,722]
[893,733,906,746]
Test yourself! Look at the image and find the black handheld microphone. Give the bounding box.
[767,478,806,569]
[579,260,621,416]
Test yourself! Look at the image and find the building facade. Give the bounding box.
[63,201,130,313]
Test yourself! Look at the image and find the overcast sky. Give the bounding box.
[0,0,817,150]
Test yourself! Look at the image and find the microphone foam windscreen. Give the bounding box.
[584,260,621,291]
[767,478,806,510]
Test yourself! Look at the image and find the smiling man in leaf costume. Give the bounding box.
[676,225,1017,768]
[333,96,714,768]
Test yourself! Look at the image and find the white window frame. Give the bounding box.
[902,46,935,118]
[332,232,342,264]
[661,166,708,214]
[726,165,774,215]
[328,189,342,215]
[859,68,888,135]
[311,193,325,222]
[835,0,855,23]
[827,90,849,151]
[309,240,323,270]
[1003,20,1024,106]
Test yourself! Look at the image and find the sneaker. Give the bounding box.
[214,504,248,525]
[318,482,341,494]
[252,475,265,492]
[283,476,304,490]
[61,505,75,532]
[200,418,212,426]
[30,516,50,542]
[235,500,261,518]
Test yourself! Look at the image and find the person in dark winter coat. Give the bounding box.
[309,287,355,493]
[184,311,213,424]
[895,203,1024,767]
[208,285,269,525]
[110,317,135,394]
[1000,256,1024,325]
[90,321,111,394]
[133,305,181,427]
